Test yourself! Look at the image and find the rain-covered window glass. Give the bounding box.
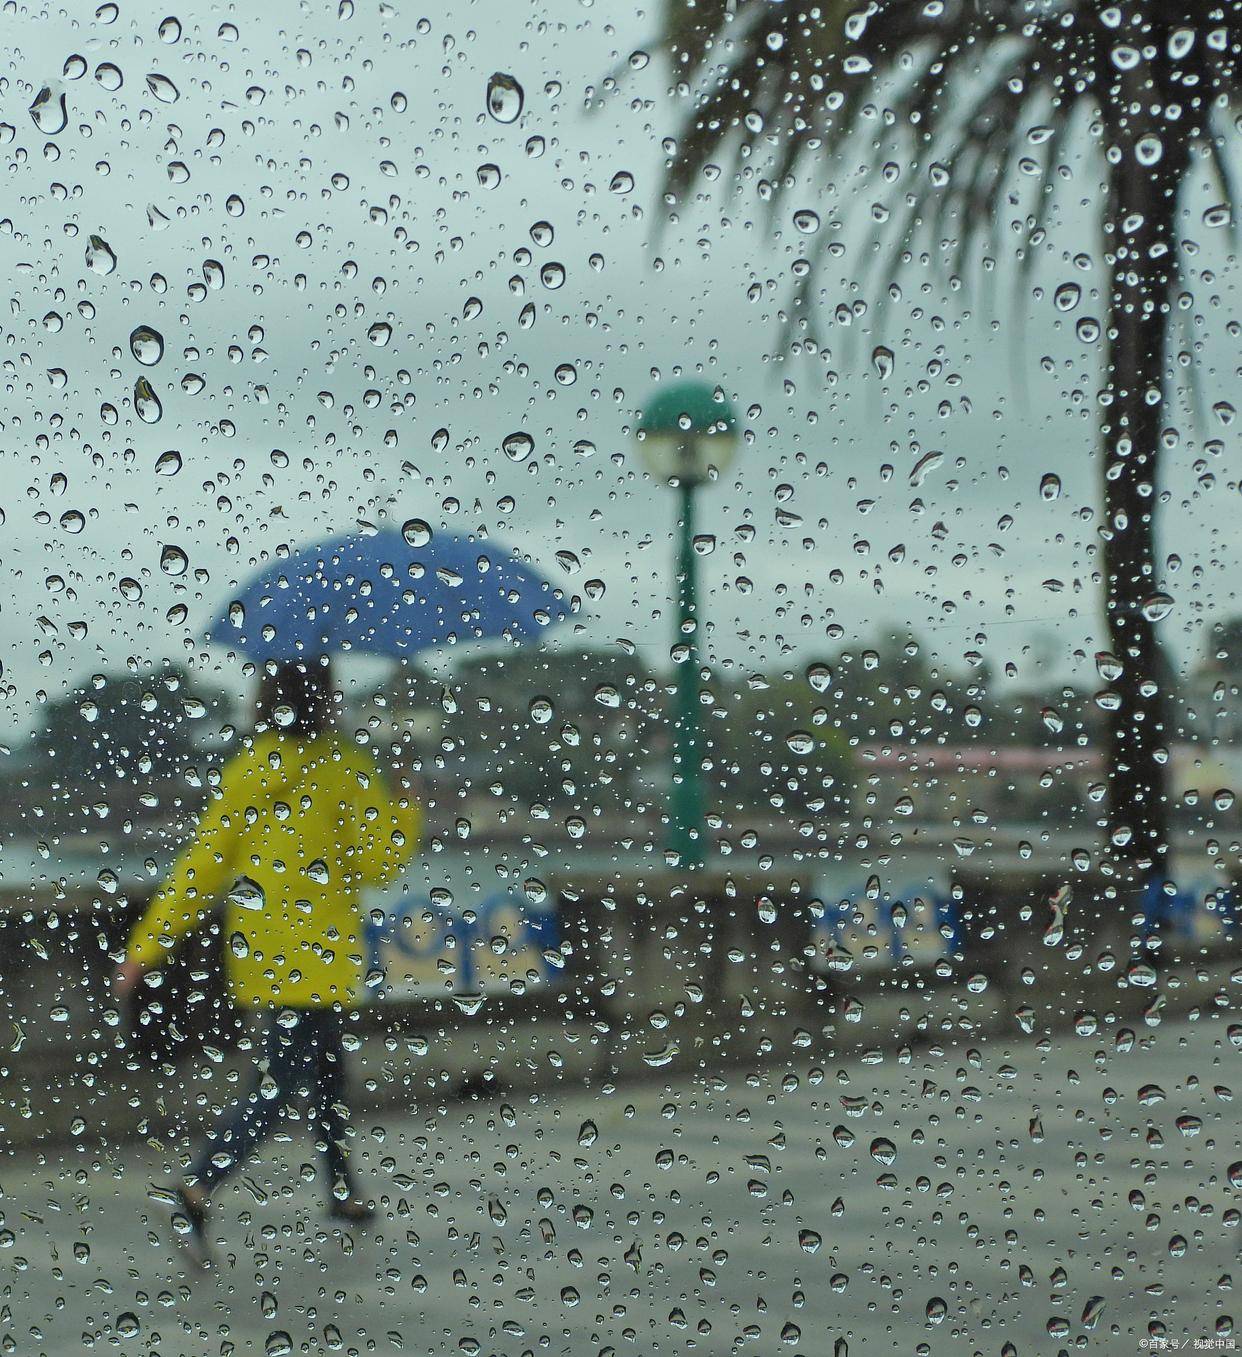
[2,1,1239,1352]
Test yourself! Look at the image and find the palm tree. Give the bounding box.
[653,0,1239,883]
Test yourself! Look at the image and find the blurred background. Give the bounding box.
[0,2,1239,1354]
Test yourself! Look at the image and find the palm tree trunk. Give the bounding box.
[1100,125,1187,885]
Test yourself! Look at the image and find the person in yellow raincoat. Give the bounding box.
[115,658,420,1263]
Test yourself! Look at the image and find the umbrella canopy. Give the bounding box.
[208,524,575,661]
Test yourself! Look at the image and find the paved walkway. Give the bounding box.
[0,1012,1237,1356]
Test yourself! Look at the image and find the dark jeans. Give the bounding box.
[190,1008,355,1196]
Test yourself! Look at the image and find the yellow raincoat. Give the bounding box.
[126,730,421,1008]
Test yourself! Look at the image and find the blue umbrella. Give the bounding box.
[208,524,575,661]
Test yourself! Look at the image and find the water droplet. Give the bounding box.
[367,321,392,346]
[577,1119,598,1146]
[485,72,524,123]
[871,345,894,379]
[476,162,501,188]
[1141,592,1174,622]
[807,662,832,692]
[158,15,182,42]
[1076,316,1101,343]
[909,449,942,487]
[793,208,820,234]
[129,325,164,365]
[502,431,534,462]
[869,1136,896,1166]
[94,63,123,92]
[1081,1297,1106,1330]
[1039,472,1061,500]
[1095,650,1123,681]
[609,170,634,194]
[85,234,116,275]
[540,261,566,289]
[529,696,554,724]
[1169,27,1195,59]
[154,449,182,476]
[1054,281,1081,312]
[401,518,432,547]
[1135,134,1162,165]
[135,377,162,422]
[146,72,180,103]
[786,730,815,756]
[29,85,68,135]
[160,544,188,576]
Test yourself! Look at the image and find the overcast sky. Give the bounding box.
[0,0,1238,740]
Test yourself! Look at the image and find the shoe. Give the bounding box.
[172,1184,213,1268]
[328,1196,375,1224]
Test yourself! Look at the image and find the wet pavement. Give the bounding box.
[1,1011,1238,1356]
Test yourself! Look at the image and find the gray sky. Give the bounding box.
[0,0,1238,739]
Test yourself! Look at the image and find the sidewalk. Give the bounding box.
[4,940,1236,1150]
[0,1011,1236,1356]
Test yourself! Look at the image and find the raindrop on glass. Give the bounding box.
[401,518,432,547]
[502,431,534,462]
[486,72,524,123]
[129,325,164,366]
[29,85,68,135]
[134,376,163,423]
[159,544,188,576]
[85,235,116,275]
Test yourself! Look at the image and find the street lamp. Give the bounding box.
[637,380,739,869]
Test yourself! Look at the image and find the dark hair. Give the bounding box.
[256,659,334,738]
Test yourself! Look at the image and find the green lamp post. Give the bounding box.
[637,381,739,869]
